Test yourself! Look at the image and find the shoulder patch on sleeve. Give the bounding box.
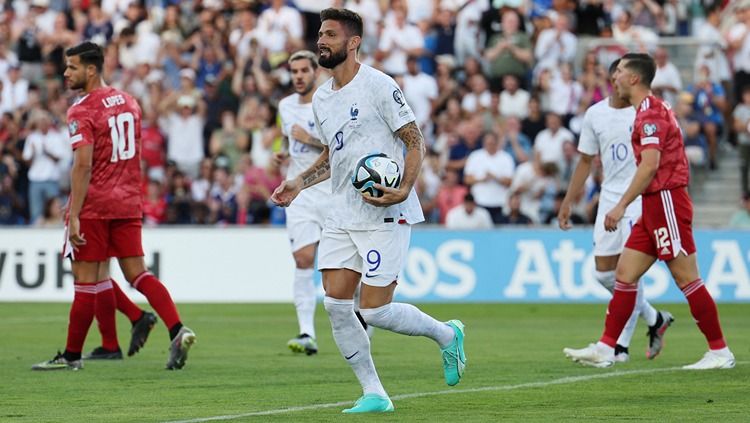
[392,88,405,108]
[68,120,79,136]
[643,122,657,136]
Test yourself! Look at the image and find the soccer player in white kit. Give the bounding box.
[276,50,329,355]
[559,59,673,363]
[272,8,466,414]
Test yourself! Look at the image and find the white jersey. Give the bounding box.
[578,98,640,208]
[278,93,331,196]
[312,64,425,230]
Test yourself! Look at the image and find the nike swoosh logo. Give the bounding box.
[320,118,328,126]
[365,273,379,278]
[345,351,359,360]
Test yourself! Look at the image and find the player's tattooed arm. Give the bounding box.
[396,121,425,193]
[299,146,331,189]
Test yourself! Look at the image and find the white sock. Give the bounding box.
[360,303,455,348]
[293,268,316,338]
[323,296,386,397]
[616,282,644,348]
[594,270,615,293]
[639,295,658,327]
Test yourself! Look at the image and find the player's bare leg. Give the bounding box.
[323,268,391,413]
[359,282,465,387]
[33,261,105,370]
[666,253,734,369]
[118,256,195,370]
[288,243,319,355]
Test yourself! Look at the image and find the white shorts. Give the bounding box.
[317,223,411,287]
[285,190,328,252]
[593,202,641,256]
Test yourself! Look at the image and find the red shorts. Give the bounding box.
[63,218,144,262]
[625,187,696,261]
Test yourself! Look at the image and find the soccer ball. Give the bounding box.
[351,153,402,198]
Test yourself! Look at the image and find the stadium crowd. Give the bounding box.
[1,0,749,227]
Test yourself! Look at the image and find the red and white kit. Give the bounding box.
[624,95,695,261]
[64,87,144,261]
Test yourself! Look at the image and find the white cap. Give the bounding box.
[177,95,196,108]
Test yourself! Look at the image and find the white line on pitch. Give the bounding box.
[164,365,701,423]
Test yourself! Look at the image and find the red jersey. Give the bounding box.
[631,95,690,194]
[67,87,143,219]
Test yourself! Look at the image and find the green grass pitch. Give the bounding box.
[1,302,747,422]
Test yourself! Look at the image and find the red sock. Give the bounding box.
[66,282,96,354]
[599,281,639,347]
[111,279,143,323]
[132,272,181,330]
[682,279,727,350]
[95,279,119,351]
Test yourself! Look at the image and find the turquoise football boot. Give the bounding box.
[441,320,466,386]
[342,394,394,413]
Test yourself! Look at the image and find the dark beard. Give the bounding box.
[318,47,347,69]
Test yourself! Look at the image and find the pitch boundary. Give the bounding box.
[164,364,720,422]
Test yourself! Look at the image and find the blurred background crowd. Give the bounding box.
[1,0,750,229]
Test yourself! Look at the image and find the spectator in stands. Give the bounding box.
[631,0,662,29]
[500,116,531,165]
[417,149,443,223]
[159,93,206,179]
[431,7,456,58]
[547,62,583,123]
[676,92,708,168]
[84,1,114,46]
[34,196,63,227]
[694,3,730,87]
[452,0,488,66]
[445,193,493,229]
[243,154,282,224]
[651,47,682,107]
[0,173,25,225]
[22,110,65,223]
[377,8,424,76]
[534,112,574,168]
[498,192,532,225]
[435,169,468,225]
[729,193,750,228]
[728,2,750,107]
[690,65,727,170]
[559,140,579,188]
[255,0,304,64]
[577,51,609,110]
[461,74,491,113]
[191,158,214,204]
[209,164,238,224]
[446,116,483,182]
[143,178,167,226]
[521,96,545,144]
[733,86,750,197]
[464,131,515,223]
[612,10,658,49]
[210,109,248,172]
[534,12,577,76]
[1,63,29,114]
[483,10,532,90]
[511,161,559,224]
[499,74,529,118]
[403,55,438,139]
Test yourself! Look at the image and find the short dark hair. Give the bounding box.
[65,41,104,73]
[464,193,475,203]
[608,58,620,76]
[621,53,656,87]
[320,8,363,38]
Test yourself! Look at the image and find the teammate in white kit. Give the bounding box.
[272,8,466,414]
[276,50,329,355]
[558,59,673,362]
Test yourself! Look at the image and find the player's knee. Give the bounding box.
[594,270,616,292]
[359,304,391,326]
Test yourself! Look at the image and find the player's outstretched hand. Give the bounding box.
[604,204,625,232]
[271,178,301,207]
[68,216,86,249]
[558,200,572,230]
[361,184,408,207]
